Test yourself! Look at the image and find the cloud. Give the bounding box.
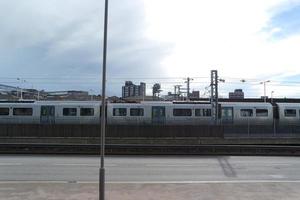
[264,4,300,39]
[143,0,300,97]
[0,0,171,95]
[2,0,300,98]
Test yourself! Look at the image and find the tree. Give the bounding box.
[152,83,162,99]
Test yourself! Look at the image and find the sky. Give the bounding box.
[1,0,300,98]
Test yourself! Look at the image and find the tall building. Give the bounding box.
[190,91,200,99]
[122,81,146,98]
[229,89,244,99]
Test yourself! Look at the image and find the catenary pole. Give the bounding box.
[100,0,109,200]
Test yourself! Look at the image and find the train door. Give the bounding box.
[152,106,166,125]
[221,107,234,124]
[40,106,55,124]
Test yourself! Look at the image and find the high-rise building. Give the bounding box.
[190,91,200,99]
[229,89,244,99]
[122,81,146,98]
[139,82,146,97]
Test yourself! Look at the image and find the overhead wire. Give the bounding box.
[2,75,300,98]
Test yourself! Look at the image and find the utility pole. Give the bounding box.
[210,70,225,124]
[174,85,177,99]
[174,85,182,100]
[184,77,193,100]
[17,78,26,100]
[179,86,182,100]
[210,70,218,125]
[90,89,94,101]
[260,80,270,102]
[100,0,109,200]
[174,85,178,100]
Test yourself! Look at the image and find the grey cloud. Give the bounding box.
[0,0,172,95]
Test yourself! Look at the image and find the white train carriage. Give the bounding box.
[0,101,101,124]
[0,102,40,124]
[107,101,214,125]
[277,103,300,125]
[0,100,290,126]
[165,102,212,125]
[220,102,273,125]
[107,102,152,125]
[36,101,101,124]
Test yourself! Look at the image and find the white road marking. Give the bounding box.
[1,180,300,184]
[270,175,285,179]
[53,163,117,167]
[0,163,22,166]
[253,164,292,167]
[145,164,196,167]
[107,180,300,184]
[0,188,16,191]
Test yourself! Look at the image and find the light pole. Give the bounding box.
[260,80,270,102]
[17,78,26,100]
[100,0,109,200]
[271,91,274,103]
[174,85,182,100]
[30,84,40,101]
[90,89,94,101]
[184,77,193,100]
[37,90,40,101]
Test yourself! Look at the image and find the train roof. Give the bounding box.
[220,102,273,107]
[35,101,101,104]
[0,100,35,103]
[1,100,300,106]
[0,101,101,106]
[276,103,300,106]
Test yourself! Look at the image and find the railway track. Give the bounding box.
[0,143,300,155]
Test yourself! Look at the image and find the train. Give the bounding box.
[0,100,299,126]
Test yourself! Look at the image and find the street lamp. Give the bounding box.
[17,78,26,100]
[90,89,94,101]
[260,80,270,102]
[271,91,274,103]
[100,0,109,200]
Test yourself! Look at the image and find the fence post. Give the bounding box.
[247,118,250,137]
[273,118,276,137]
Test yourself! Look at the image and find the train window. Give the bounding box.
[0,108,9,116]
[256,109,268,117]
[284,109,296,117]
[80,108,94,116]
[173,109,192,116]
[113,108,127,116]
[41,108,47,116]
[130,108,144,116]
[13,108,33,116]
[195,109,211,117]
[152,107,165,118]
[240,109,253,117]
[63,108,77,116]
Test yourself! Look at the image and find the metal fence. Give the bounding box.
[223,124,300,138]
[0,124,223,138]
[0,124,299,138]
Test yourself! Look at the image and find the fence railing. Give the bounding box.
[0,124,299,138]
[0,124,223,138]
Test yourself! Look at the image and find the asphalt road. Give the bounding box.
[0,155,300,183]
